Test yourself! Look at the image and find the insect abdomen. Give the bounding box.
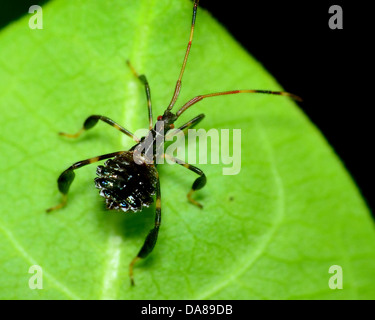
[95,151,157,212]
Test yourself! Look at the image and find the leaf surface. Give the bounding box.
[0,0,374,299]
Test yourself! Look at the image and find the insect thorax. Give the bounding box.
[95,151,158,212]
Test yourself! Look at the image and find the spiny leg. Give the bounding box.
[164,154,206,208]
[129,171,161,286]
[46,151,124,213]
[176,90,303,117]
[59,115,139,142]
[165,113,205,140]
[126,60,153,130]
[167,0,200,110]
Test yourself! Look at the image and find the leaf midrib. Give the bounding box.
[97,0,158,300]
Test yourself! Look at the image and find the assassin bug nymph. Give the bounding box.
[47,0,301,286]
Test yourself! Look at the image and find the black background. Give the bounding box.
[1,1,372,216]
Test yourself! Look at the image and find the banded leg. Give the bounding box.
[129,172,161,286]
[46,151,124,213]
[165,113,205,140]
[164,154,206,208]
[126,60,153,130]
[59,115,139,142]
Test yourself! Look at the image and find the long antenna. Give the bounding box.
[176,90,303,117]
[167,0,199,111]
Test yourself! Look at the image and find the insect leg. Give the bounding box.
[59,115,140,142]
[129,171,161,286]
[46,151,124,213]
[164,154,206,208]
[165,113,205,140]
[126,60,153,130]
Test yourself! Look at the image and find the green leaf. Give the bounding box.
[0,0,374,300]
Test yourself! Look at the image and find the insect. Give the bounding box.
[47,0,301,286]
